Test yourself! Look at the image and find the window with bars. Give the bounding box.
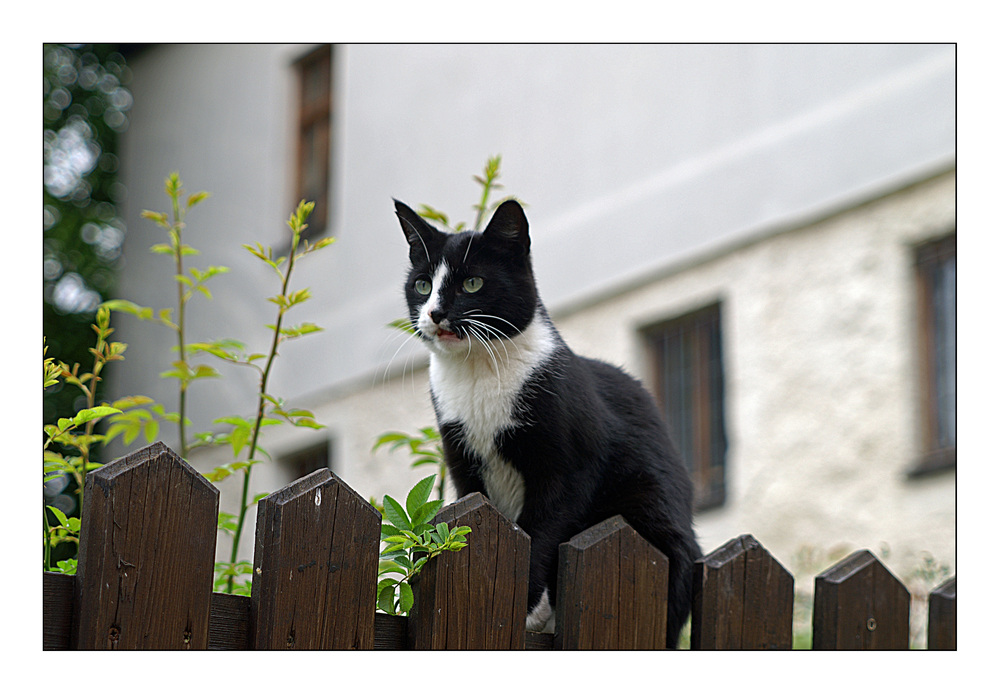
[294,45,333,239]
[281,441,332,483]
[644,303,727,510]
[912,234,956,476]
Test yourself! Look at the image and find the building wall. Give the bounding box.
[198,170,956,575]
[112,44,956,575]
[553,171,956,574]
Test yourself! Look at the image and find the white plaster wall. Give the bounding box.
[111,44,956,577]
[114,44,955,445]
[552,171,956,577]
[199,172,955,577]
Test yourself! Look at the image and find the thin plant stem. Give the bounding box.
[225,212,305,592]
[171,191,190,459]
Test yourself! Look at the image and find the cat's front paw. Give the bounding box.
[525,588,556,633]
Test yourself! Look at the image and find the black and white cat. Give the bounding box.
[395,197,701,647]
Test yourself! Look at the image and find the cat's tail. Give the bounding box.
[663,533,701,649]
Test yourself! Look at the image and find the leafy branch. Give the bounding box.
[188,199,333,594]
[376,474,471,615]
[415,154,509,232]
[104,172,224,459]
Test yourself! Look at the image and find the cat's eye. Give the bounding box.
[463,277,484,293]
[414,279,432,295]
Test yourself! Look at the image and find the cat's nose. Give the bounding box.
[429,308,447,325]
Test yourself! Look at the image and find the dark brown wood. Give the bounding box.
[555,515,670,649]
[927,576,956,650]
[251,467,381,649]
[208,592,252,650]
[813,549,910,649]
[408,493,530,649]
[525,630,555,650]
[691,534,793,649]
[43,572,75,650]
[73,442,218,649]
[374,612,408,650]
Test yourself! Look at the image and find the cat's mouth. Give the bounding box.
[436,328,461,343]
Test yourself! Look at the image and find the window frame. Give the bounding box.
[292,44,333,240]
[643,302,727,511]
[281,440,332,483]
[911,233,956,477]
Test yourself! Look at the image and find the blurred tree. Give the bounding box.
[43,44,132,427]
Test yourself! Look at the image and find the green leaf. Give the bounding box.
[372,432,410,452]
[398,582,414,614]
[411,499,443,528]
[47,505,70,528]
[143,418,159,443]
[406,474,437,518]
[72,406,122,427]
[187,191,211,208]
[102,299,155,321]
[140,210,170,228]
[381,495,410,531]
[110,395,155,410]
[387,318,416,335]
[377,583,397,615]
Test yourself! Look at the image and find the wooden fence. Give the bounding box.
[42,442,956,650]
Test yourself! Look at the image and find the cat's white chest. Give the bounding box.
[429,313,557,521]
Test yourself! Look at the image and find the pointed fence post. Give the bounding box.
[555,515,671,650]
[927,576,956,650]
[690,534,794,650]
[251,468,381,649]
[408,493,530,649]
[74,442,219,649]
[812,549,910,649]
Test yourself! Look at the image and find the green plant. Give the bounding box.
[42,308,150,573]
[105,176,332,595]
[104,173,223,459]
[189,199,331,594]
[377,474,471,615]
[373,427,446,500]
[416,154,508,232]
[370,154,516,608]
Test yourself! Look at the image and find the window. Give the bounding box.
[294,45,333,239]
[912,234,956,476]
[282,441,331,483]
[645,303,727,510]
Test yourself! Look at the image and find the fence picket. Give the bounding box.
[408,492,530,649]
[927,576,956,650]
[691,534,793,649]
[555,515,671,649]
[41,442,955,652]
[73,441,219,649]
[812,549,910,649]
[251,467,381,649]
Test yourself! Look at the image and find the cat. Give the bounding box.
[395,197,701,647]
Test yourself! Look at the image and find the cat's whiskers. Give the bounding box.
[464,323,502,377]
[462,319,513,365]
[374,317,426,393]
[461,310,524,362]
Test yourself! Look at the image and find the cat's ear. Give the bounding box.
[394,199,439,264]
[482,199,530,254]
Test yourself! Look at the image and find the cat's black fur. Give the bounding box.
[395,197,701,647]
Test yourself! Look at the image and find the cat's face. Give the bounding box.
[396,199,538,355]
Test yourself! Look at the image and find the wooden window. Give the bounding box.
[645,303,727,510]
[912,234,956,476]
[294,45,333,239]
[282,441,331,483]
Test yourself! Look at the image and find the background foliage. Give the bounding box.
[43,44,131,422]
